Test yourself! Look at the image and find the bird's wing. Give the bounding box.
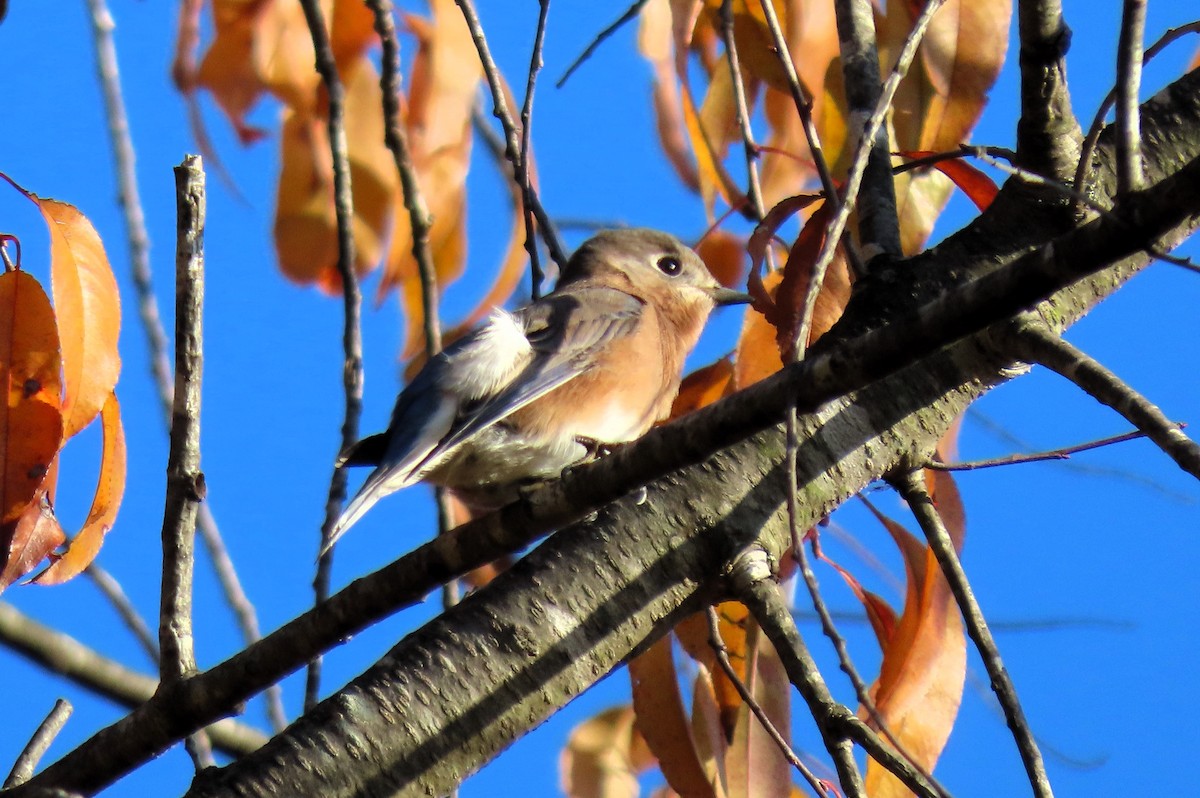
[408,286,645,477]
[329,352,461,546]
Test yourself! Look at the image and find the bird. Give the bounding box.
[329,228,751,548]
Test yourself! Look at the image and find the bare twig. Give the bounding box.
[455,0,568,272]
[298,0,364,712]
[84,0,171,421]
[87,0,283,732]
[794,0,944,359]
[160,158,206,686]
[367,0,440,356]
[518,0,551,298]
[1075,22,1200,204]
[717,0,766,221]
[892,470,1053,798]
[556,0,649,88]
[0,603,267,757]
[704,607,828,796]
[755,0,866,277]
[4,699,72,789]
[927,427,1158,471]
[1114,0,1147,195]
[833,0,901,257]
[1008,320,1200,481]
[85,564,157,664]
[162,156,212,771]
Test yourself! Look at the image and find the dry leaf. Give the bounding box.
[0,268,63,526]
[630,636,720,798]
[0,494,65,592]
[34,392,126,585]
[560,706,655,798]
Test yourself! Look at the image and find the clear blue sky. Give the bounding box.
[1,2,1197,796]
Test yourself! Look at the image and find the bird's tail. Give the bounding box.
[321,469,393,557]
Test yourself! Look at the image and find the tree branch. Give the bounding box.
[12,71,1200,798]
[1016,0,1082,179]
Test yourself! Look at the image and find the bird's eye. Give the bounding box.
[656,256,683,276]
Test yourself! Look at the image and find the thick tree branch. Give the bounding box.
[12,71,1200,798]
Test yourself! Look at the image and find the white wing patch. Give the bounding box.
[447,308,534,400]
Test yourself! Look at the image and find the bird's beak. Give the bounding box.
[709,287,754,306]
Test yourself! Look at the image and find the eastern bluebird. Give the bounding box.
[329,228,750,546]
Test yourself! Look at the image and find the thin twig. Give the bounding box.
[555,0,649,88]
[832,0,901,257]
[704,607,830,796]
[298,0,364,712]
[86,0,284,732]
[455,0,568,272]
[1114,0,1147,195]
[718,0,766,221]
[926,427,1158,471]
[162,156,213,771]
[84,0,172,421]
[3,698,72,789]
[1075,22,1200,204]
[893,470,1054,798]
[518,0,551,298]
[793,0,944,360]
[755,0,866,278]
[966,146,1198,272]
[84,564,157,664]
[0,603,267,757]
[1008,320,1200,481]
[367,0,440,356]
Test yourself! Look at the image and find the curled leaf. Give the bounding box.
[34,392,126,585]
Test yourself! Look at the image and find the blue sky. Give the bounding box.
[0,2,1197,796]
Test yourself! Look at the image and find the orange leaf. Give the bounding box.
[733,269,784,389]
[861,500,966,797]
[34,392,126,585]
[630,636,720,798]
[771,203,853,358]
[675,602,751,737]
[899,150,998,211]
[0,268,63,525]
[0,494,65,593]
[695,229,747,290]
[669,357,734,420]
[639,0,701,192]
[560,705,655,798]
[816,544,899,648]
[274,56,398,292]
[29,197,121,441]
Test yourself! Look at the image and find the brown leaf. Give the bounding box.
[695,229,747,289]
[884,0,1011,253]
[675,602,751,737]
[274,56,398,292]
[639,0,701,192]
[861,500,966,797]
[0,494,65,593]
[560,705,655,798]
[35,392,126,585]
[725,623,790,798]
[630,636,720,798]
[0,268,63,525]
